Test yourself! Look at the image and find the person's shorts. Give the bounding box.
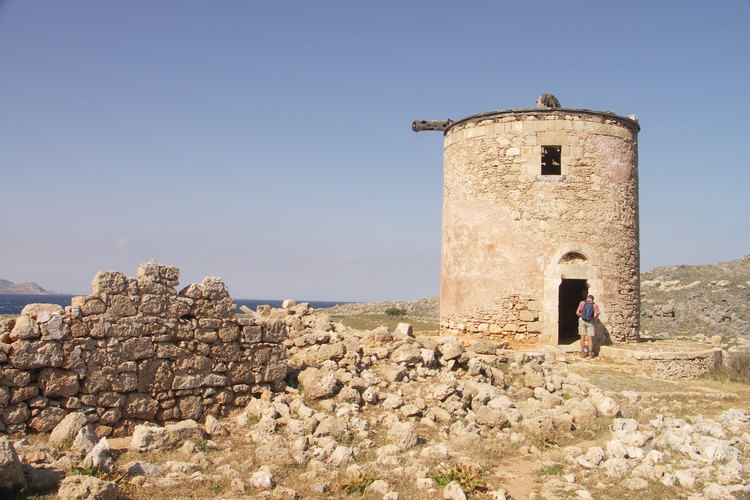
[578,320,595,337]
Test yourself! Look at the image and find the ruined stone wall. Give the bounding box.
[440,294,541,342]
[440,108,640,344]
[0,261,287,436]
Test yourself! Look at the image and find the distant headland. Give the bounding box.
[0,279,57,295]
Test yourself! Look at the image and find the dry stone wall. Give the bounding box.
[440,294,541,342]
[0,261,287,436]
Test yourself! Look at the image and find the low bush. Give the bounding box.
[715,349,750,384]
[432,463,487,495]
[340,472,376,495]
[384,307,407,319]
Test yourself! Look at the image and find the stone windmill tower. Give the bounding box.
[413,94,641,346]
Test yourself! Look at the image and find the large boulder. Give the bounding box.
[298,368,339,400]
[437,337,464,361]
[57,475,117,500]
[0,437,26,494]
[83,438,115,473]
[474,407,510,429]
[166,419,203,445]
[71,425,99,454]
[443,481,467,500]
[49,412,88,448]
[130,425,170,452]
[592,395,620,418]
[391,344,422,365]
[387,421,419,450]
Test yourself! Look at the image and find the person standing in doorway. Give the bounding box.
[576,295,599,357]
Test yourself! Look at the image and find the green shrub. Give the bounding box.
[195,438,217,453]
[340,472,376,495]
[537,463,564,476]
[384,307,407,319]
[71,458,126,483]
[432,464,487,495]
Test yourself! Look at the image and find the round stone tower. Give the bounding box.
[439,95,640,345]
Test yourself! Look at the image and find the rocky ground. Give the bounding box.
[2,303,749,499]
[320,256,750,343]
[641,255,750,343]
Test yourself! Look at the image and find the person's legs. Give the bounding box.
[579,321,594,357]
[578,321,586,356]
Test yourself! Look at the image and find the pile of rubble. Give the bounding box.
[1,302,749,499]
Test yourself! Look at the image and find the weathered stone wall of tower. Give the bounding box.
[440,109,640,344]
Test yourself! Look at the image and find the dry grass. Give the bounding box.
[705,349,750,384]
[329,313,438,333]
[574,479,686,500]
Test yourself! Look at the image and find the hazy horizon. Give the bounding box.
[1,253,747,301]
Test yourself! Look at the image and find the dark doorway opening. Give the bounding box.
[558,279,588,344]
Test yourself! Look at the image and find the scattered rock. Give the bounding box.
[57,475,117,500]
[49,412,88,448]
[130,425,170,452]
[443,480,467,500]
[0,437,26,494]
[250,465,274,489]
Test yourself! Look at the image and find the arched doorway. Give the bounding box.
[543,245,602,345]
[558,279,588,344]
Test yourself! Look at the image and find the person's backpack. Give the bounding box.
[581,301,595,321]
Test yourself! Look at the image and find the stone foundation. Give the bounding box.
[439,294,541,343]
[598,343,722,379]
[0,261,287,436]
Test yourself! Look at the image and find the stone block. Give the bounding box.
[9,387,38,404]
[108,296,137,316]
[123,394,159,420]
[10,316,40,340]
[261,321,286,343]
[57,475,117,500]
[9,340,63,370]
[91,271,126,295]
[122,338,154,360]
[28,407,67,432]
[137,359,172,392]
[519,310,536,322]
[0,367,31,387]
[38,369,79,397]
[177,396,203,420]
[49,412,87,447]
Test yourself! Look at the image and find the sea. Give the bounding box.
[0,294,350,316]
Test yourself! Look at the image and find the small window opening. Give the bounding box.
[541,146,561,175]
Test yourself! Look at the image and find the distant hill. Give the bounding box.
[320,256,750,341]
[320,297,440,322]
[0,279,55,295]
[641,255,750,340]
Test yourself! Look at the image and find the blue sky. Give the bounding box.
[1,1,748,301]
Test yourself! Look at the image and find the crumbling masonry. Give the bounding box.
[0,261,287,436]
[416,95,641,345]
